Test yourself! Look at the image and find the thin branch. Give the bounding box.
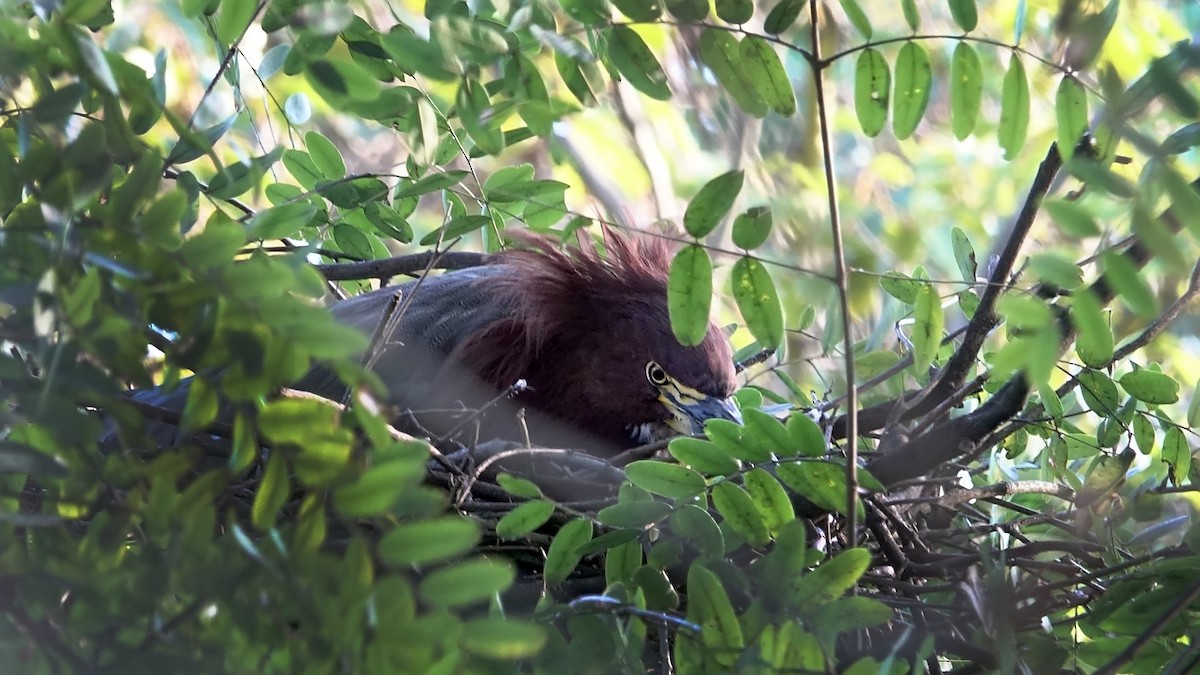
[809,0,859,544]
[317,251,489,281]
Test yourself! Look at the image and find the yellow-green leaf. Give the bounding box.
[950,42,982,140]
[731,256,784,350]
[668,244,714,346]
[892,42,932,140]
[854,48,890,137]
[1056,76,1089,159]
[998,54,1030,160]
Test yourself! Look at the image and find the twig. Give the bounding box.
[809,0,859,544]
[317,251,489,281]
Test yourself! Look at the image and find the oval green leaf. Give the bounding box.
[950,42,982,140]
[740,37,796,116]
[716,0,753,23]
[698,30,768,118]
[625,460,708,499]
[998,54,1030,160]
[712,482,770,547]
[418,557,515,607]
[1056,76,1089,160]
[1071,289,1114,369]
[378,517,482,566]
[668,244,714,346]
[495,499,555,539]
[731,256,784,350]
[731,206,773,250]
[1120,369,1180,405]
[911,284,944,374]
[854,48,890,137]
[607,26,672,101]
[839,0,872,38]
[544,518,594,584]
[685,169,745,237]
[948,0,978,31]
[893,42,932,140]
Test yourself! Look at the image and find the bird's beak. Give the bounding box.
[662,390,742,437]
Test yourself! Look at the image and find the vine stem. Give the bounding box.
[808,0,859,546]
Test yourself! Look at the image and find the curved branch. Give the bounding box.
[317,251,489,281]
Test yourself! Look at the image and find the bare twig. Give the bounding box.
[317,251,488,281]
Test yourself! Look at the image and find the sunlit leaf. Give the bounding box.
[1072,289,1114,369]
[668,244,714,346]
[669,437,741,475]
[688,564,745,664]
[900,0,920,30]
[731,257,784,350]
[544,518,594,584]
[712,482,770,547]
[607,26,672,101]
[1120,369,1180,405]
[854,48,889,137]
[625,460,707,499]
[911,285,943,374]
[950,42,982,140]
[698,29,768,118]
[743,468,794,533]
[731,206,773,250]
[839,0,872,38]
[999,54,1030,160]
[1056,76,1089,159]
[1162,427,1189,485]
[893,42,932,140]
[740,37,796,116]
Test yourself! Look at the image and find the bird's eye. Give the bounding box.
[646,361,669,386]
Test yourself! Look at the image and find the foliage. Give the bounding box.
[1,0,1200,673]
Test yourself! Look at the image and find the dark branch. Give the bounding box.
[317,251,489,281]
[830,143,1064,441]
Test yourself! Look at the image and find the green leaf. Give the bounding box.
[698,29,768,118]
[716,0,753,23]
[378,517,482,565]
[607,26,672,101]
[611,0,662,20]
[911,285,943,374]
[596,500,673,528]
[248,201,318,240]
[740,37,795,116]
[251,452,289,531]
[687,565,745,663]
[418,557,515,607]
[305,131,345,179]
[686,170,745,238]
[1120,369,1180,405]
[457,77,504,156]
[900,0,920,30]
[666,0,709,21]
[0,442,68,477]
[950,42,982,140]
[544,518,594,584]
[554,43,602,107]
[892,42,932,140]
[306,58,383,104]
[1101,251,1157,318]
[731,257,784,349]
[1162,427,1189,485]
[1078,369,1120,415]
[392,170,469,200]
[998,54,1030,160]
[787,414,826,457]
[495,500,555,539]
[879,270,923,304]
[669,437,741,475]
[1056,76,1089,159]
[948,0,978,31]
[950,227,976,281]
[1133,414,1156,454]
[626,460,707,499]
[461,618,547,660]
[668,244,714,346]
[670,504,725,557]
[1072,290,1114,369]
[497,473,543,498]
[788,548,871,611]
[731,206,773,250]
[743,468,794,534]
[334,460,424,517]
[838,0,872,38]
[1043,198,1100,237]
[764,0,804,34]
[854,48,890,137]
[215,0,256,44]
[776,461,850,514]
[712,482,770,547]
[1028,252,1083,289]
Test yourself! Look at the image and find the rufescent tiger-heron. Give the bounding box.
[132,231,741,457]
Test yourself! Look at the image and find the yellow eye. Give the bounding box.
[646,361,669,386]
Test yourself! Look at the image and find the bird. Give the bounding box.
[126,230,741,458]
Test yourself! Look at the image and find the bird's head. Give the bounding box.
[479,230,740,452]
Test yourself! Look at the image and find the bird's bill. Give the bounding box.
[661,389,742,437]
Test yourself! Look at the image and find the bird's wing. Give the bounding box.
[108,264,514,448]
